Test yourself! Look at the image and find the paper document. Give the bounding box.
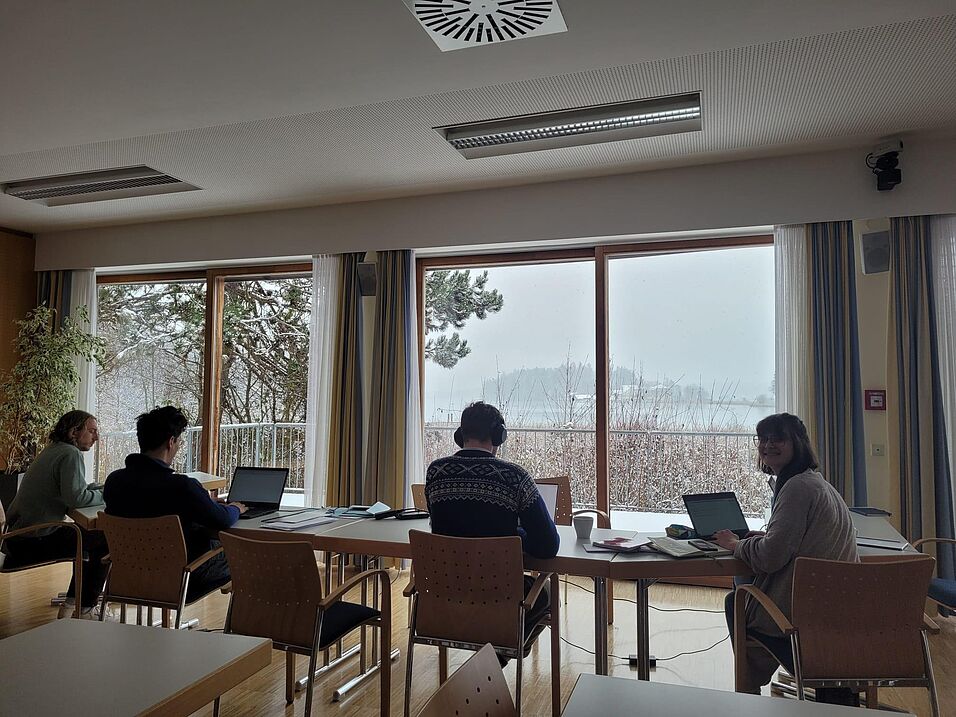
[262,509,337,531]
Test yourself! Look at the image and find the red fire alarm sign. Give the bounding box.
[865,389,886,411]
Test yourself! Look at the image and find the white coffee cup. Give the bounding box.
[573,514,594,540]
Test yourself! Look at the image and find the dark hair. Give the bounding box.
[460,401,504,443]
[49,410,95,444]
[755,412,819,488]
[136,406,189,452]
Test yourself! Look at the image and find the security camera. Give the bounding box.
[866,139,903,191]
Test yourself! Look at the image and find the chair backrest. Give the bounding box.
[791,555,935,680]
[218,531,324,651]
[409,530,525,649]
[535,476,572,526]
[411,483,427,511]
[415,643,517,717]
[99,514,189,606]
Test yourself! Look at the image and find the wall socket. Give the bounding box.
[871,443,886,457]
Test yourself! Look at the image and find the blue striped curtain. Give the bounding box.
[325,253,366,507]
[888,216,955,580]
[364,250,415,509]
[806,221,867,504]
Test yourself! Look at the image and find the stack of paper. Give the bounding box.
[261,509,336,531]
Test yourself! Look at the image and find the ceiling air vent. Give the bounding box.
[403,0,567,52]
[1,165,200,206]
[438,93,703,158]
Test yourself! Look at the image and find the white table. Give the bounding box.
[0,619,271,716]
[562,674,912,716]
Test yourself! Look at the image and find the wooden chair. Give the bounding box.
[97,513,227,628]
[215,531,391,717]
[404,530,560,717]
[912,538,956,615]
[0,500,84,619]
[410,483,427,511]
[415,643,517,717]
[535,475,615,623]
[733,555,940,715]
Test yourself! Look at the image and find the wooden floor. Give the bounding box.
[1,564,953,716]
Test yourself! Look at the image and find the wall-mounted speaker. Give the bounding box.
[861,230,890,275]
[356,262,377,296]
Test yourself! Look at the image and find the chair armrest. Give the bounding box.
[184,546,223,573]
[912,537,956,551]
[402,572,416,598]
[572,508,611,528]
[923,614,941,634]
[521,571,552,611]
[0,520,82,542]
[101,553,111,565]
[320,568,391,611]
[735,584,794,634]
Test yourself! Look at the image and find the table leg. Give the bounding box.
[636,578,652,680]
[593,576,608,675]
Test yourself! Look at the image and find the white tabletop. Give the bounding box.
[562,674,912,716]
[0,619,271,717]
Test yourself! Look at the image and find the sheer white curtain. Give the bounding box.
[404,252,425,505]
[69,270,98,479]
[931,214,956,493]
[303,255,341,507]
[773,225,810,417]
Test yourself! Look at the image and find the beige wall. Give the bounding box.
[35,136,956,271]
[853,218,891,511]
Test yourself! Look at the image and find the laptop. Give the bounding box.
[537,483,559,520]
[227,466,290,520]
[682,492,750,539]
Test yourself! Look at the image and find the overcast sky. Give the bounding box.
[423,245,775,423]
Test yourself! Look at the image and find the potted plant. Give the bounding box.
[0,305,105,506]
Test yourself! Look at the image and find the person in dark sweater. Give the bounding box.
[426,401,559,658]
[103,406,247,601]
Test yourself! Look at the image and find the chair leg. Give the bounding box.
[607,579,614,625]
[161,608,170,629]
[379,622,391,717]
[285,652,295,704]
[865,687,878,708]
[549,574,561,717]
[515,651,524,717]
[212,697,220,717]
[922,632,941,717]
[303,648,318,717]
[438,645,448,684]
[403,642,415,717]
[120,603,127,624]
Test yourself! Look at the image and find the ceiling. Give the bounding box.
[2,1,956,234]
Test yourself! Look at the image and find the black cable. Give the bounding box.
[563,577,724,614]
[655,635,730,662]
[558,636,630,663]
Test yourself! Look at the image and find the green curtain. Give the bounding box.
[887,216,955,583]
[805,221,867,504]
[364,250,415,509]
[324,254,366,507]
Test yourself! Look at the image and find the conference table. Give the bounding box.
[0,618,270,716]
[232,510,914,679]
[561,673,913,716]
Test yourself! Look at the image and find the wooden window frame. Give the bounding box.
[417,235,772,516]
[96,262,311,473]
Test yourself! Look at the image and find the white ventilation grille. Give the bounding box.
[403,0,567,52]
[1,166,199,206]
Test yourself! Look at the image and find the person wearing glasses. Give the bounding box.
[713,413,859,705]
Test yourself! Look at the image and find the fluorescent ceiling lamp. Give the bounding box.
[438,93,702,158]
[1,165,199,206]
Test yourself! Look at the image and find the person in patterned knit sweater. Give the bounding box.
[424,401,559,655]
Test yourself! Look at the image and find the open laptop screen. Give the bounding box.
[227,467,289,506]
[683,492,749,537]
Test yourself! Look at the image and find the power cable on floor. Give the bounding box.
[563,578,724,614]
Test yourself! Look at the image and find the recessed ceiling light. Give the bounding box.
[1,165,200,206]
[437,93,703,158]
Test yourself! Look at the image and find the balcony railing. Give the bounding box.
[97,423,766,515]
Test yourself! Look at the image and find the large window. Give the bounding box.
[422,258,596,504]
[217,276,312,497]
[419,238,774,526]
[96,280,206,479]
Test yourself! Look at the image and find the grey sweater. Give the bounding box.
[7,441,103,534]
[734,469,858,637]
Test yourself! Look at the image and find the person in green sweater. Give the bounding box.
[4,410,109,617]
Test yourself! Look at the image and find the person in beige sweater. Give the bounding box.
[715,413,859,705]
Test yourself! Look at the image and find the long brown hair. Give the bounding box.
[755,413,819,490]
[49,410,95,445]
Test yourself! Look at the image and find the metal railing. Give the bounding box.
[97,423,766,515]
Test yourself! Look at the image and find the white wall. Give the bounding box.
[36,136,956,270]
